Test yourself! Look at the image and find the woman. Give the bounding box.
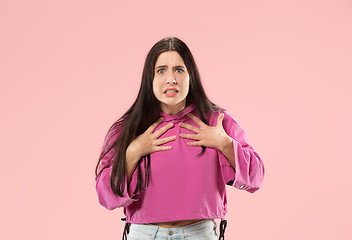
[95,37,265,240]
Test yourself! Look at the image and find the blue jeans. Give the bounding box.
[127,219,218,240]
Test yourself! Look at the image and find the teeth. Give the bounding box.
[165,90,177,93]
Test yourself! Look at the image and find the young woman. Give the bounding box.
[95,37,265,240]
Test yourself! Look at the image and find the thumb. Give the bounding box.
[217,113,224,126]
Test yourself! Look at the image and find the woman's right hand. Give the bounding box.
[127,117,176,160]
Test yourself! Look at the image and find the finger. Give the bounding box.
[185,141,202,146]
[179,133,200,140]
[154,135,177,145]
[186,113,205,127]
[217,113,224,126]
[153,122,174,138]
[179,122,200,133]
[155,145,173,151]
[147,117,164,133]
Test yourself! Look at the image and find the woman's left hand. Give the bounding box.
[179,113,232,151]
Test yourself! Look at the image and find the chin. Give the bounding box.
[162,102,180,106]
[161,99,185,106]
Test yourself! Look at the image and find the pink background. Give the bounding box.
[1,0,351,239]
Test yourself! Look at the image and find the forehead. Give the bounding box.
[155,51,185,66]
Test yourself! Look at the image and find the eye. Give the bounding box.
[176,69,184,73]
[157,69,165,74]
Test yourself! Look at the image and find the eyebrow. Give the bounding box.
[155,65,185,69]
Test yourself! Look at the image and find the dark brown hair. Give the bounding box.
[95,37,225,197]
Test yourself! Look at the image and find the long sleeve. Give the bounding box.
[217,111,265,193]
[95,126,139,210]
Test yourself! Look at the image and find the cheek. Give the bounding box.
[152,79,162,95]
[183,86,189,96]
[182,78,190,94]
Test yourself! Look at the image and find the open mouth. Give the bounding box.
[164,89,178,96]
[164,89,178,94]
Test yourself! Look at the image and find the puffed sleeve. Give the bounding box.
[217,111,265,193]
[95,125,139,210]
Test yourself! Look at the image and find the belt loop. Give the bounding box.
[121,217,131,240]
[219,219,227,240]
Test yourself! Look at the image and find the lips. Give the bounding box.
[163,88,178,93]
[164,92,178,97]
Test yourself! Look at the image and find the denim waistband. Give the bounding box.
[121,218,227,240]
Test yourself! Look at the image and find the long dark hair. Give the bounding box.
[95,37,225,197]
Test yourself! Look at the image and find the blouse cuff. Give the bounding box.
[218,137,263,194]
[96,165,139,210]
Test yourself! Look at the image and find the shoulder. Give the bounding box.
[102,117,126,149]
[208,109,238,129]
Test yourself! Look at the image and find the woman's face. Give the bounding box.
[152,51,190,115]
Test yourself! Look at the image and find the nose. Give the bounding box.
[166,79,177,85]
[166,70,177,84]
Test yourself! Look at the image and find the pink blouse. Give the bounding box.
[95,103,265,223]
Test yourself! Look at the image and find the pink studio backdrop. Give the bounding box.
[1,0,351,239]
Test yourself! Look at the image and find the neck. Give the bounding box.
[160,101,186,115]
